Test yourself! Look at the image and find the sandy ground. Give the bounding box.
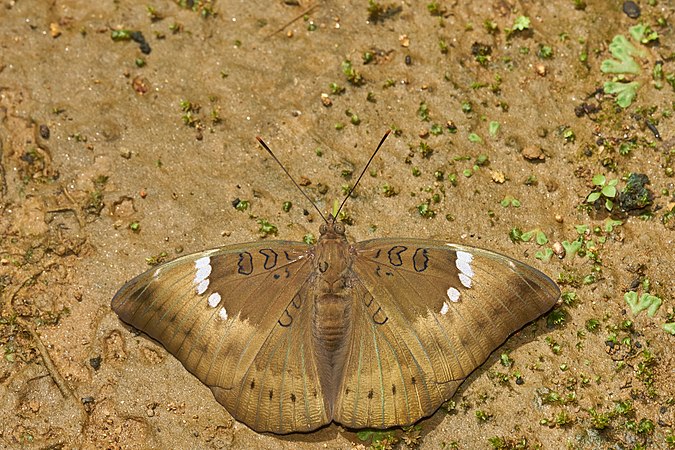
[1,1,674,449]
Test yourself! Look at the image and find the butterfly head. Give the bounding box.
[319,216,346,240]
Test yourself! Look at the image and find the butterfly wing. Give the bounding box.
[111,241,330,433]
[333,239,560,429]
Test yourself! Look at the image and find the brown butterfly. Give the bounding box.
[112,131,560,434]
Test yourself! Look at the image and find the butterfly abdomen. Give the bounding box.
[312,292,353,411]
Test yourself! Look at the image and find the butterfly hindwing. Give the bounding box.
[111,241,331,433]
[332,238,560,429]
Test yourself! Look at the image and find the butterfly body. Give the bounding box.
[112,218,559,434]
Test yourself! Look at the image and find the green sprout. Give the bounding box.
[417,202,436,218]
[586,174,618,211]
[561,238,583,257]
[604,81,640,109]
[468,133,482,143]
[629,23,659,44]
[601,35,643,75]
[500,195,521,208]
[417,101,431,121]
[506,16,530,37]
[257,219,278,236]
[488,121,500,136]
[600,24,653,107]
[625,291,662,317]
[341,60,364,85]
[234,199,250,211]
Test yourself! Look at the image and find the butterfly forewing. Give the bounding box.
[331,239,560,429]
[111,241,332,433]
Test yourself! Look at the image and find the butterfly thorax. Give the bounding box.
[311,221,355,409]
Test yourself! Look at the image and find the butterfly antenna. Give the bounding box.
[256,136,329,224]
[335,129,391,219]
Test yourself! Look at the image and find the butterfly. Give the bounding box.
[111,130,560,434]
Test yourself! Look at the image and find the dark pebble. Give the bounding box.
[405,55,412,65]
[623,1,640,19]
[89,356,102,370]
[39,124,50,139]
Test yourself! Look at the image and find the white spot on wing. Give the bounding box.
[207,292,221,308]
[440,301,450,315]
[195,256,211,268]
[459,273,472,288]
[194,264,212,284]
[194,256,212,290]
[153,268,161,279]
[218,307,228,321]
[447,286,460,303]
[456,251,474,277]
[196,278,209,295]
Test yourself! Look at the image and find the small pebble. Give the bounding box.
[622,1,640,19]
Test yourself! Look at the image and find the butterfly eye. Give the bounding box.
[335,222,345,234]
[319,223,328,234]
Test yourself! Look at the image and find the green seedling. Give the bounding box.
[600,24,652,107]
[629,23,659,44]
[561,238,583,258]
[468,133,482,143]
[601,35,643,75]
[500,195,521,208]
[257,219,278,236]
[488,121,500,136]
[663,323,675,335]
[505,16,530,38]
[536,248,553,262]
[586,174,618,211]
[625,291,662,317]
[604,81,639,108]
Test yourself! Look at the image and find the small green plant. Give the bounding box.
[341,60,364,85]
[586,174,618,211]
[588,408,611,430]
[417,101,431,121]
[500,195,521,208]
[257,219,278,236]
[506,16,530,38]
[234,199,250,211]
[600,24,654,107]
[585,318,601,332]
[488,121,500,136]
[475,409,492,422]
[625,291,662,317]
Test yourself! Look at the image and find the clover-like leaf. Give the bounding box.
[592,174,606,186]
[625,291,662,317]
[604,80,640,108]
[535,247,553,262]
[664,323,675,335]
[535,230,549,246]
[562,239,582,257]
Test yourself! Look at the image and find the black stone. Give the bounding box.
[622,1,640,19]
[89,356,102,371]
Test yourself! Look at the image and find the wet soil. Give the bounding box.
[1,1,673,449]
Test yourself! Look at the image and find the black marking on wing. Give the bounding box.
[278,293,303,327]
[412,248,429,272]
[387,245,407,266]
[259,248,278,270]
[237,252,253,275]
